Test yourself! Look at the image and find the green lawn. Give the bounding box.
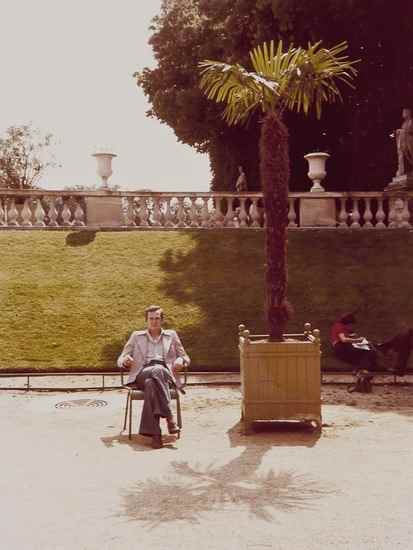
[1,229,413,371]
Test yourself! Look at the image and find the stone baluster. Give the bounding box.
[163,197,175,228]
[139,197,150,227]
[363,198,373,228]
[7,199,19,226]
[47,198,59,227]
[389,198,404,228]
[350,198,361,228]
[388,199,396,227]
[238,198,249,227]
[176,197,186,228]
[200,197,210,228]
[34,198,46,227]
[212,196,224,228]
[338,198,348,228]
[288,198,297,228]
[224,197,235,227]
[402,198,411,228]
[262,209,267,228]
[0,199,5,226]
[152,197,162,227]
[73,199,85,226]
[189,197,199,228]
[132,198,140,226]
[61,198,72,226]
[123,197,135,226]
[21,199,33,226]
[375,197,386,228]
[249,198,261,228]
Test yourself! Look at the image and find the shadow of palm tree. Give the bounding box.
[121,459,333,526]
[157,231,265,370]
[227,420,321,448]
[121,421,331,526]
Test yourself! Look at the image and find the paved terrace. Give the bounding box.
[1,382,412,549]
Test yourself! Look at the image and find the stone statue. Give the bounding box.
[396,107,413,176]
[235,165,248,192]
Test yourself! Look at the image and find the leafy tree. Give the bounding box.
[138,0,413,191]
[200,41,357,339]
[270,0,413,191]
[136,0,277,191]
[0,125,58,189]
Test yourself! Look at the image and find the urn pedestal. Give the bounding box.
[86,195,124,228]
[299,195,337,226]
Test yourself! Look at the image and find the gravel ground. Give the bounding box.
[0,383,412,550]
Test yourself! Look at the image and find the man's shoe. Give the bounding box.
[151,435,163,449]
[167,419,180,435]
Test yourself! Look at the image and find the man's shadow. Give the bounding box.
[101,432,179,452]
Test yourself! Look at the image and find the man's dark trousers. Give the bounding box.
[132,364,175,436]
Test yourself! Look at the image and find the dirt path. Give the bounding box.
[0,384,412,549]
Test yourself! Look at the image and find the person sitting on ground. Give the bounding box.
[377,328,413,376]
[117,305,190,449]
[330,313,378,372]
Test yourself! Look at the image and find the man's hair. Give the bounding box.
[340,312,356,325]
[145,305,164,320]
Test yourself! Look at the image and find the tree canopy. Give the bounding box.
[136,0,413,191]
[0,125,58,189]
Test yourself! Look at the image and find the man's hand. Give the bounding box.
[122,355,134,368]
[173,362,183,372]
[173,358,185,372]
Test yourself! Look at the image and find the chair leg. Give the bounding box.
[123,392,130,431]
[128,394,133,440]
[176,393,182,438]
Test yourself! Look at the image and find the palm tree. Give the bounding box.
[199,41,358,341]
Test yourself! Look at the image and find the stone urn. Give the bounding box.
[304,152,330,192]
[88,151,122,227]
[92,152,117,189]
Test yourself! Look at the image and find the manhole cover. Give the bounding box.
[55,399,108,409]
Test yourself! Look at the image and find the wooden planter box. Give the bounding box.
[238,324,322,433]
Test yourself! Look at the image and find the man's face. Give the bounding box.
[147,310,163,332]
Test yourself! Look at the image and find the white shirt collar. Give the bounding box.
[145,329,164,344]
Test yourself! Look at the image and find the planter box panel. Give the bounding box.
[240,339,321,427]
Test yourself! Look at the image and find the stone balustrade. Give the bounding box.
[0,189,412,229]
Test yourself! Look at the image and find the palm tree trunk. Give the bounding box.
[260,112,292,341]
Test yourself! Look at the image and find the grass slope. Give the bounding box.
[1,229,413,371]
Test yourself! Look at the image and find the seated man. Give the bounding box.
[117,305,190,449]
[377,328,413,376]
[330,313,377,371]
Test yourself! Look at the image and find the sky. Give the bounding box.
[0,0,210,192]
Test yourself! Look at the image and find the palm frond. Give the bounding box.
[199,60,279,125]
[199,40,358,124]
